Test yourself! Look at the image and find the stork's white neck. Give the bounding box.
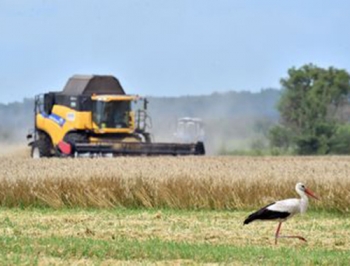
[299,193,309,214]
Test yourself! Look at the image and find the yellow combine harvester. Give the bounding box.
[27,75,205,158]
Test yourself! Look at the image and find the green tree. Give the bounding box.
[268,125,294,151]
[328,124,350,154]
[270,64,350,154]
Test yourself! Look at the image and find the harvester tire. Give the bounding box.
[31,135,52,158]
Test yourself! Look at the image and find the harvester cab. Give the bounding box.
[27,75,205,158]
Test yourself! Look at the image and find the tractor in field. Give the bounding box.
[27,75,205,158]
[174,117,205,144]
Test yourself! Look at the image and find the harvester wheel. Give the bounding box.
[31,135,52,158]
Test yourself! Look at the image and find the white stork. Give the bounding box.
[243,182,319,244]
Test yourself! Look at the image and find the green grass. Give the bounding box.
[0,208,349,265]
[0,235,348,265]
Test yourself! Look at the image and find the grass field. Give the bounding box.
[1,149,350,264]
[0,208,349,265]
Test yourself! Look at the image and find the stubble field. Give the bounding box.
[0,148,350,264]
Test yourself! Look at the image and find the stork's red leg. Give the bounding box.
[275,222,282,245]
[274,221,307,244]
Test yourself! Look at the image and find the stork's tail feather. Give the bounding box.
[243,202,274,224]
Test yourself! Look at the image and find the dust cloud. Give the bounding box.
[147,90,279,154]
[0,143,29,158]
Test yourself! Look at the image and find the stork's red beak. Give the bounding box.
[305,188,319,200]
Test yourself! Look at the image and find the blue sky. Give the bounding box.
[1,0,349,103]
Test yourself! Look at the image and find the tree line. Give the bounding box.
[269,64,350,155]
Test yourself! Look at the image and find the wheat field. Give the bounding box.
[1,147,350,212]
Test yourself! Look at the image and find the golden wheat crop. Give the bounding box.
[0,148,350,212]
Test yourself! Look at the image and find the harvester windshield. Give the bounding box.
[92,100,131,129]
